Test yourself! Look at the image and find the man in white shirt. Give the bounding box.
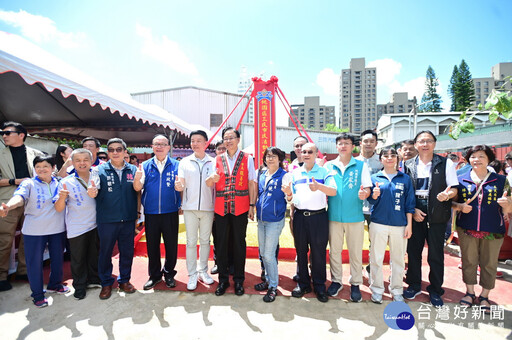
[176,130,216,290]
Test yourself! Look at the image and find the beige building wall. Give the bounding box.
[472,62,512,108]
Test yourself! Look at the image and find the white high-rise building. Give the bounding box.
[339,58,377,133]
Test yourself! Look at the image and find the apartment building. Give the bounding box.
[339,58,377,133]
[473,62,512,108]
[289,96,336,130]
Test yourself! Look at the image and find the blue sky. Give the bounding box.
[1,0,511,126]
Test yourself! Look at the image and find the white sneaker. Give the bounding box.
[371,293,383,304]
[198,271,214,285]
[187,273,198,291]
[393,294,404,302]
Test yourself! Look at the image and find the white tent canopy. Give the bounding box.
[0,32,216,145]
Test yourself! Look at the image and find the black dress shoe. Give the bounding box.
[165,276,176,288]
[0,280,12,292]
[291,285,312,298]
[235,282,245,296]
[215,282,230,296]
[143,278,162,290]
[235,282,244,296]
[15,274,29,281]
[316,291,329,303]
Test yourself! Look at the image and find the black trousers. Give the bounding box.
[406,198,446,296]
[145,212,179,280]
[69,228,100,290]
[293,210,329,293]
[214,212,248,284]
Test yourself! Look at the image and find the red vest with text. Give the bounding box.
[215,152,250,216]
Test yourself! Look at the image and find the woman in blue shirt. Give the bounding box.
[0,155,67,308]
[254,147,291,302]
[367,146,415,304]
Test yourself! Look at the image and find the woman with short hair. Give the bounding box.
[453,145,511,312]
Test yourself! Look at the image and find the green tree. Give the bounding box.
[448,65,459,111]
[323,123,348,133]
[456,59,475,111]
[419,66,442,112]
[449,76,512,140]
[450,60,475,111]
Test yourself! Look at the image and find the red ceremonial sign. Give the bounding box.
[252,76,278,168]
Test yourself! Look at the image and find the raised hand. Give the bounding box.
[281,182,292,196]
[134,164,143,181]
[211,168,221,183]
[498,190,511,209]
[175,176,184,191]
[87,181,98,198]
[60,183,70,199]
[372,182,381,199]
[437,186,452,202]
[309,177,319,192]
[358,185,368,200]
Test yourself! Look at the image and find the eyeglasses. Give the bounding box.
[107,147,124,153]
[98,156,107,160]
[337,142,352,147]
[0,131,20,136]
[416,139,435,145]
[381,154,397,159]
[152,143,169,148]
[301,150,314,154]
[265,155,278,160]
[223,137,238,142]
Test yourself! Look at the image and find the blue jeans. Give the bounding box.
[97,221,135,286]
[257,218,285,288]
[24,232,66,301]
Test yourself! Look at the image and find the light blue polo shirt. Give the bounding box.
[54,174,97,239]
[14,177,65,236]
[291,164,336,210]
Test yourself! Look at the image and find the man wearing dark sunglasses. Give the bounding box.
[288,142,337,302]
[0,121,44,291]
[92,138,138,300]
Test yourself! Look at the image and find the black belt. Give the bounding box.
[416,195,428,200]
[296,208,326,217]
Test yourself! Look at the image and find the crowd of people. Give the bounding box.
[0,120,511,311]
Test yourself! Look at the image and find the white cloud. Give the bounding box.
[135,23,198,76]
[316,68,339,96]
[367,59,402,86]
[0,9,86,49]
[368,58,444,104]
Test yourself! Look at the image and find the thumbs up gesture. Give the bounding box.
[436,186,452,202]
[358,185,369,200]
[134,164,143,181]
[0,202,9,218]
[60,183,70,199]
[498,190,511,210]
[309,177,320,192]
[175,176,184,192]
[372,182,381,199]
[210,168,221,183]
[87,180,98,198]
[281,182,292,196]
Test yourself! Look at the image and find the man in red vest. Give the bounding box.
[210,127,257,296]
